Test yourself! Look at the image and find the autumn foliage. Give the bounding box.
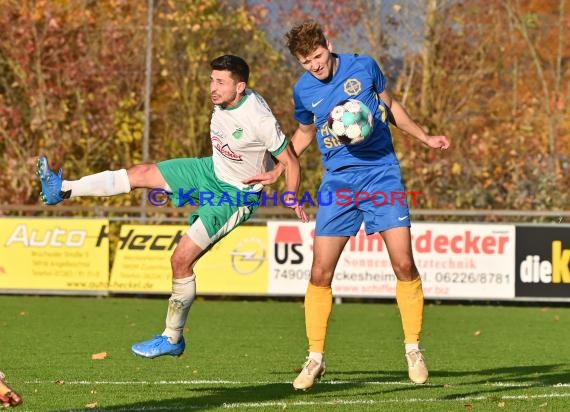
[0,0,568,215]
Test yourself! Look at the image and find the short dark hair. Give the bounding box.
[210,55,249,83]
[285,20,327,58]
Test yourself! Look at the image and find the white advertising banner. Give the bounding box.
[267,222,516,300]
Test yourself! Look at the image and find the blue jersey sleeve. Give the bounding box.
[365,55,386,94]
[293,85,314,125]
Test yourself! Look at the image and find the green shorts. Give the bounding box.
[157,157,259,240]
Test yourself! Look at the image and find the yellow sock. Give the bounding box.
[396,277,424,344]
[305,282,333,353]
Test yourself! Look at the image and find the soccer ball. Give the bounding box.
[327,99,374,145]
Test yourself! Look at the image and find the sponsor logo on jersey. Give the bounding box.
[232,127,244,139]
[212,135,243,161]
[311,98,324,107]
[344,78,362,96]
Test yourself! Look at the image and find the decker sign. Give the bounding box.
[268,222,516,300]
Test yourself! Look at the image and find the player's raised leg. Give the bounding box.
[381,226,428,384]
[293,235,349,390]
[36,155,67,205]
[36,155,168,205]
[132,156,259,359]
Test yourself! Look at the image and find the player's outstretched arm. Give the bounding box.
[379,90,450,151]
[242,166,283,186]
[243,123,316,186]
[274,144,309,223]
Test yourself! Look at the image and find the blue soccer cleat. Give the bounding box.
[36,155,68,205]
[131,335,185,359]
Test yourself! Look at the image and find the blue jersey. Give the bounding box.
[293,53,398,171]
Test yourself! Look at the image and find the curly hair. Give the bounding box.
[285,20,327,58]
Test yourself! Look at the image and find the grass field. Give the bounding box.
[1,295,569,411]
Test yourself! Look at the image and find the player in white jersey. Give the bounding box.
[210,88,289,192]
[37,55,308,358]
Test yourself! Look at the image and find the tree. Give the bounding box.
[406,0,570,212]
[149,0,293,160]
[0,0,148,206]
[503,0,568,174]
[0,0,295,208]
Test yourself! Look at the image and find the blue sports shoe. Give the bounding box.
[131,335,186,359]
[36,155,69,205]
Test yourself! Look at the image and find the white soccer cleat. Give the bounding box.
[405,349,428,384]
[293,357,326,391]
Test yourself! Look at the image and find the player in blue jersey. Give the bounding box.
[245,20,450,390]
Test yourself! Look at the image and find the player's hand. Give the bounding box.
[290,204,309,223]
[424,135,450,150]
[243,166,283,186]
[282,193,309,222]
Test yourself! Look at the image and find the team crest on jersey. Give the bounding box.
[232,127,244,140]
[344,78,362,96]
[212,135,243,161]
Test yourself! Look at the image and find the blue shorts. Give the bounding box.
[315,163,411,236]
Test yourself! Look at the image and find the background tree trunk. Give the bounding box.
[420,0,438,118]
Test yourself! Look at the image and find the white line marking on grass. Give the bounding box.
[45,395,570,412]
[222,393,570,408]
[24,379,417,386]
[324,380,413,385]
[21,379,570,411]
[25,380,244,385]
[487,382,570,388]
[44,394,570,412]
[82,407,193,411]
[223,400,376,408]
[24,379,570,388]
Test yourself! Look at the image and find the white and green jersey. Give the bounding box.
[210,89,288,192]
